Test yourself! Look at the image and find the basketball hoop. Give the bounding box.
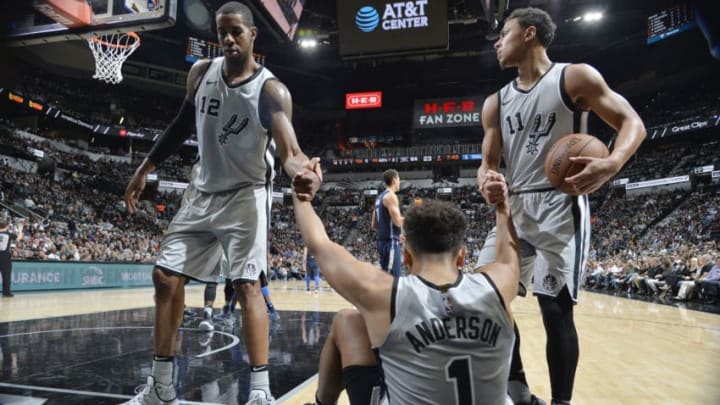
[87,32,141,85]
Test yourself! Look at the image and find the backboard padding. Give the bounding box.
[8,0,177,46]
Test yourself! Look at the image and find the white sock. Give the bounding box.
[151,358,173,385]
[204,306,213,319]
[250,366,270,395]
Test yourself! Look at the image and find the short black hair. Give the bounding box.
[403,199,467,254]
[0,220,7,228]
[507,7,556,48]
[383,169,399,186]
[216,1,254,26]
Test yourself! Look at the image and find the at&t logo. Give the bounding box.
[355,6,380,32]
[355,1,430,33]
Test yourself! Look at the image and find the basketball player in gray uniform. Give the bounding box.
[475,8,646,405]
[122,3,320,404]
[294,166,520,405]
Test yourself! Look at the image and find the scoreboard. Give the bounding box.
[647,3,696,45]
[331,153,481,167]
[185,37,223,63]
[185,36,267,65]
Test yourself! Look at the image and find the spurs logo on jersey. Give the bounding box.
[193,57,278,193]
[219,115,249,145]
[525,112,557,155]
[499,63,588,191]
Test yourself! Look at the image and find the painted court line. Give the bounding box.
[0,326,241,356]
[0,383,132,400]
[0,383,224,405]
[180,328,241,358]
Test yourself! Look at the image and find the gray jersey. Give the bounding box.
[378,273,514,405]
[193,58,277,193]
[499,63,588,192]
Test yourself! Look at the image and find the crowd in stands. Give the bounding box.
[3,66,720,305]
[584,251,720,305]
[633,81,720,128]
[14,65,176,132]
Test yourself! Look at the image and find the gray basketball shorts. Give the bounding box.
[475,190,590,301]
[155,183,271,283]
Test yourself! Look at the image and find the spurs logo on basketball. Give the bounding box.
[525,112,557,156]
[218,114,249,145]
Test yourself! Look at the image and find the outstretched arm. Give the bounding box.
[478,172,520,316]
[563,64,646,194]
[477,92,507,204]
[293,193,393,310]
[125,59,210,213]
[292,185,394,345]
[260,79,321,201]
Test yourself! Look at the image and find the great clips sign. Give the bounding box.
[338,0,448,58]
[346,91,383,109]
[413,96,484,128]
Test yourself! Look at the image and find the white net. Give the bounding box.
[87,32,141,85]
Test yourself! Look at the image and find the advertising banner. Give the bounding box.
[413,96,483,128]
[346,91,383,109]
[338,0,448,57]
[12,262,155,292]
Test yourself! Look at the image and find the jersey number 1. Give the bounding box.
[446,356,474,405]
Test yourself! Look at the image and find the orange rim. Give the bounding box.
[89,32,140,49]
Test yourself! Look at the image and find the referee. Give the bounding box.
[0,218,24,297]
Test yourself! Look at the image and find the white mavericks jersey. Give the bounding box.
[378,273,514,405]
[498,63,588,192]
[193,57,277,193]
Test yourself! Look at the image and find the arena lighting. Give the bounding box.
[8,92,24,104]
[299,38,318,48]
[583,12,603,22]
[29,100,44,111]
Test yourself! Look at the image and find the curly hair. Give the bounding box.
[403,199,467,254]
[507,7,556,48]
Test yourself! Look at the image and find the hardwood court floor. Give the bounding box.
[1,281,719,404]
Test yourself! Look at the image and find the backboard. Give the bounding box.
[8,0,177,46]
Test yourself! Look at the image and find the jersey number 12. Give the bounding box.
[199,96,220,117]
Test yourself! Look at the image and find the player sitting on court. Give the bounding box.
[293,168,520,405]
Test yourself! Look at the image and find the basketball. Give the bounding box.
[544,133,609,194]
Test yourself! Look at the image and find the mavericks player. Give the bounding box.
[294,167,520,405]
[371,169,403,277]
[476,7,645,405]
